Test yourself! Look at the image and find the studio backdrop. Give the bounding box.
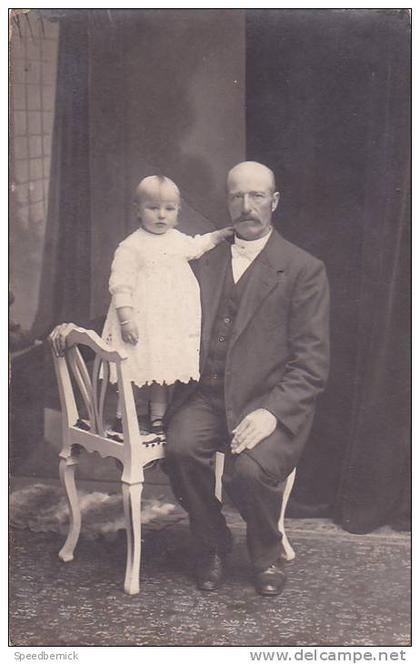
[28,9,410,533]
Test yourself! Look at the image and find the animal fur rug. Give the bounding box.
[10,483,181,540]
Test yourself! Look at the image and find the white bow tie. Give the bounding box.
[231,243,258,261]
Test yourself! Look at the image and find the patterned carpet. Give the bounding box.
[9,483,411,647]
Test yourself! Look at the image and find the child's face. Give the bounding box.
[136,187,180,235]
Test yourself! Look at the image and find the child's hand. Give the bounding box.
[215,227,235,241]
[121,320,139,345]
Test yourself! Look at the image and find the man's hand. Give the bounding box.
[49,323,76,357]
[121,320,139,345]
[231,409,277,454]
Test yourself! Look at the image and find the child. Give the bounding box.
[102,175,233,434]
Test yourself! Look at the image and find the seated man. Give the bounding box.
[51,161,330,597]
[164,161,330,596]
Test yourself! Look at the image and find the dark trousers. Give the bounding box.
[165,387,287,571]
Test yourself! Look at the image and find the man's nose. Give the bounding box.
[242,194,252,213]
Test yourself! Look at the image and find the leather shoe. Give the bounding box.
[254,561,287,596]
[196,552,225,591]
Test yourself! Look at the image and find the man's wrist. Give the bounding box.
[260,408,278,422]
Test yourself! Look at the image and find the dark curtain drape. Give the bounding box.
[33,13,91,336]
[34,10,245,333]
[34,9,410,531]
[246,9,410,531]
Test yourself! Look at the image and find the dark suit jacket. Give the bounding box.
[166,229,330,471]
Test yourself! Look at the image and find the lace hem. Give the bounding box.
[107,371,200,389]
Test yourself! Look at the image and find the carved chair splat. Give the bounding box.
[49,325,165,595]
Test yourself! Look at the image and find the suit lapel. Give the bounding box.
[199,242,231,361]
[199,231,287,356]
[230,231,286,347]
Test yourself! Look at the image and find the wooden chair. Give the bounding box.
[49,325,165,595]
[214,452,296,561]
[50,325,295,595]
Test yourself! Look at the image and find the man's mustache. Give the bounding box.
[233,215,261,224]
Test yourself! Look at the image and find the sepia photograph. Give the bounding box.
[9,6,410,650]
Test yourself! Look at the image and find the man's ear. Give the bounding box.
[272,191,280,212]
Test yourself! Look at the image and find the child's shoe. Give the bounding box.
[149,417,165,436]
[110,415,151,435]
[138,414,151,435]
[111,417,123,433]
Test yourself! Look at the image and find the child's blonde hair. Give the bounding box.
[134,175,181,203]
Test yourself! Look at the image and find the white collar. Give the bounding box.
[233,228,273,254]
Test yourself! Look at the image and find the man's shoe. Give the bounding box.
[196,552,226,591]
[254,561,287,596]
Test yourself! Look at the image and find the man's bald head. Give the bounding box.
[227,161,276,194]
[134,175,181,204]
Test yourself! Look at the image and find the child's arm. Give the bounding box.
[210,227,235,244]
[109,244,139,345]
[183,226,234,260]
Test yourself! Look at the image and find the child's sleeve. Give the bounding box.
[182,232,219,261]
[109,243,139,308]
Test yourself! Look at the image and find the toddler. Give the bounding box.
[102,175,233,434]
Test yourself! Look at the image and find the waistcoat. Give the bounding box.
[200,258,257,392]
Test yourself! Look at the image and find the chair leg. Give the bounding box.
[214,451,225,502]
[278,469,296,562]
[58,455,81,562]
[122,481,143,595]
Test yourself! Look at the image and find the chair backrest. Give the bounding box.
[50,325,141,447]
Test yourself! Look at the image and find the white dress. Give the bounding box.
[102,227,217,388]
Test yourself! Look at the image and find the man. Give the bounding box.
[164,161,330,596]
[51,161,329,597]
